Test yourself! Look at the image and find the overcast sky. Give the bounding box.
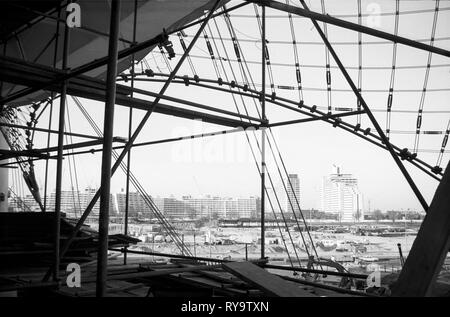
[22,0,450,213]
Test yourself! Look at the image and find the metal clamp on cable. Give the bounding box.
[160,29,175,59]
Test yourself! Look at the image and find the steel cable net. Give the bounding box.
[128,0,450,174]
[120,0,450,261]
[2,0,450,264]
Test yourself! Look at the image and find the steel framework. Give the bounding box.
[0,0,449,296]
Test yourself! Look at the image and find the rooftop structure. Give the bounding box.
[0,0,449,298]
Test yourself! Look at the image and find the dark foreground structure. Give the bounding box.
[0,0,449,297]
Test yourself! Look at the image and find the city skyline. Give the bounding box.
[9,164,423,214]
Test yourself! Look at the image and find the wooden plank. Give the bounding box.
[393,162,450,296]
[81,264,220,283]
[164,274,250,296]
[179,263,249,287]
[222,261,316,297]
[198,270,248,288]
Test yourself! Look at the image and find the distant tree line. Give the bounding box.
[365,209,424,222]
